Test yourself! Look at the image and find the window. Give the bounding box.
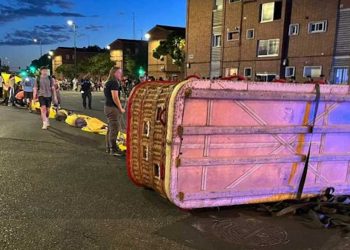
[333,67,349,84]
[246,29,255,39]
[212,34,222,47]
[154,164,161,179]
[244,67,252,77]
[227,31,239,41]
[303,66,322,77]
[156,106,165,122]
[289,24,299,36]
[225,68,238,77]
[143,121,150,137]
[285,66,295,77]
[143,145,149,161]
[308,21,327,33]
[257,39,280,57]
[260,1,282,23]
[256,73,277,82]
[214,0,223,10]
[65,54,70,60]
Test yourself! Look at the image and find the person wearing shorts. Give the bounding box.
[33,67,57,130]
[21,77,34,110]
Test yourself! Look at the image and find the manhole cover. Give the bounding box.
[193,215,289,247]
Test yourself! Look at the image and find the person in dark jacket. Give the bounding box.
[104,66,125,156]
[81,76,92,109]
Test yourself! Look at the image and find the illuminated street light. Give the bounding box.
[67,20,74,26]
[33,38,42,57]
[145,33,151,41]
[48,55,52,59]
[106,45,111,50]
[48,51,54,56]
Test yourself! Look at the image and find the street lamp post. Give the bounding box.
[67,20,77,77]
[118,12,136,39]
[33,38,42,57]
[48,51,54,74]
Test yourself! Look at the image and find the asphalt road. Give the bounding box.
[0,91,349,250]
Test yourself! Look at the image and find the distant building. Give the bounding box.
[186,0,350,84]
[147,25,186,80]
[52,46,105,77]
[108,39,148,77]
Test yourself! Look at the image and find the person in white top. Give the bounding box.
[72,77,78,92]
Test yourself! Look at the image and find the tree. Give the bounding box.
[124,53,148,79]
[56,64,75,80]
[153,31,186,68]
[87,52,114,80]
[31,54,51,70]
[55,52,113,80]
[0,65,10,73]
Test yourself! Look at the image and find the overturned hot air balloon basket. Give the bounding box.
[126,80,350,209]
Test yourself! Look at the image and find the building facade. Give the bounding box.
[186,0,350,83]
[109,39,148,76]
[52,46,105,77]
[147,25,186,80]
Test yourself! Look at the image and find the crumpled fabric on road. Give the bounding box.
[65,114,90,127]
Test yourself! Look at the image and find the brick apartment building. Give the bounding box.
[147,25,186,80]
[108,39,148,75]
[186,0,350,83]
[52,46,106,77]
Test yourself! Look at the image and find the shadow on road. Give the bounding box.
[48,126,101,148]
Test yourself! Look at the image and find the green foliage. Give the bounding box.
[153,31,186,67]
[87,53,114,77]
[0,65,10,73]
[124,54,148,79]
[124,56,136,77]
[31,54,51,70]
[55,52,114,80]
[56,64,75,79]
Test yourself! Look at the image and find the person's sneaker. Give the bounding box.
[42,122,48,130]
[110,150,122,157]
[46,120,50,127]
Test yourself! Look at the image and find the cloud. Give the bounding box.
[19,0,74,9]
[85,25,104,32]
[0,0,84,24]
[0,25,71,46]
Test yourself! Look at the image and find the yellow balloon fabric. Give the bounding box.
[15,76,22,83]
[49,107,57,119]
[1,73,10,84]
[65,114,90,127]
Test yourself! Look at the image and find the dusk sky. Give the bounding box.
[0,0,187,70]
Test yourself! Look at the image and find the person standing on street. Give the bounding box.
[21,76,34,110]
[104,66,125,156]
[33,67,58,130]
[8,74,16,106]
[81,76,92,109]
[52,76,61,109]
[0,74,3,99]
[1,77,10,106]
[72,77,79,92]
